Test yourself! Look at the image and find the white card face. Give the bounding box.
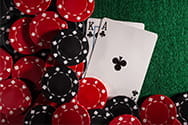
[105,18,145,30]
[86,18,158,101]
[84,18,145,77]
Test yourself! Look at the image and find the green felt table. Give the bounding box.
[91,0,188,100]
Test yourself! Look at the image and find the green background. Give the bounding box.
[92,0,188,100]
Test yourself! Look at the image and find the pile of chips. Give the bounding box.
[0,0,188,125]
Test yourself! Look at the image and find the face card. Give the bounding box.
[86,18,158,101]
[85,18,102,66]
[84,18,145,77]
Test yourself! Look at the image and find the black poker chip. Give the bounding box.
[41,65,79,104]
[0,0,23,25]
[0,0,14,25]
[88,109,114,125]
[104,96,139,118]
[52,29,89,66]
[67,21,87,37]
[0,25,23,60]
[24,105,55,125]
[171,92,188,124]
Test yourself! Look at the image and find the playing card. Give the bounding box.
[85,18,102,66]
[86,18,158,101]
[84,18,146,77]
[105,18,145,30]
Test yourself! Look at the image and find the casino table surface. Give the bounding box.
[92,0,188,100]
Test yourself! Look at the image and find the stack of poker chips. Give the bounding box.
[0,0,188,125]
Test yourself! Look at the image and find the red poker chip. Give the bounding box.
[52,102,90,125]
[12,56,45,90]
[13,0,52,15]
[56,0,95,22]
[68,62,86,79]
[44,55,59,70]
[140,95,177,125]
[71,77,108,110]
[8,113,26,125]
[0,79,32,116]
[170,119,182,125]
[33,93,50,106]
[109,114,142,125]
[33,93,58,107]
[9,17,40,55]
[0,49,13,81]
[0,113,9,125]
[29,11,68,49]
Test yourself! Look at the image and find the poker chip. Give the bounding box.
[140,95,177,125]
[24,105,55,125]
[52,29,89,66]
[56,0,95,22]
[68,62,86,79]
[170,119,182,125]
[12,56,45,90]
[109,114,142,125]
[105,96,139,118]
[72,77,108,110]
[0,0,14,25]
[67,21,87,36]
[88,109,113,125]
[8,113,26,125]
[13,0,52,15]
[52,102,90,125]
[34,49,51,60]
[0,113,9,125]
[41,66,79,104]
[33,93,50,106]
[9,17,40,55]
[29,11,68,49]
[44,55,58,69]
[0,25,10,47]
[0,48,13,81]
[171,92,188,124]
[0,24,25,59]
[0,78,32,116]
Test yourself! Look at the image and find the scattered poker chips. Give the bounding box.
[9,17,40,55]
[72,77,108,110]
[68,62,86,79]
[109,114,142,125]
[13,0,52,15]
[52,29,89,66]
[0,48,13,81]
[56,0,95,22]
[24,105,55,125]
[0,78,32,116]
[140,95,177,125]
[52,102,90,125]
[105,96,139,118]
[88,109,113,125]
[12,56,45,90]
[41,66,79,104]
[171,92,188,124]
[29,11,68,49]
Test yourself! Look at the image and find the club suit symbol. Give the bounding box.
[99,31,106,37]
[112,56,127,71]
[87,31,93,38]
